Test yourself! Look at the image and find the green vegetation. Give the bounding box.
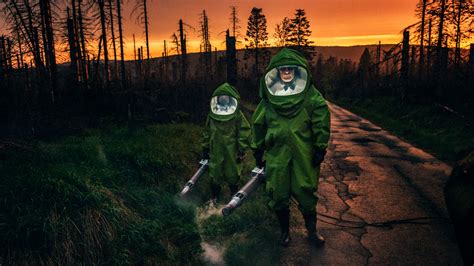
[0,124,205,264]
[333,97,474,163]
[0,122,285,264]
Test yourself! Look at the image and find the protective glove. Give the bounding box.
[254,149,265,169]
[202,148,210,160]
[312,149,327,166]
[237,150,245,164]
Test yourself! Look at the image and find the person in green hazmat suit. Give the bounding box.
[252,48,330,247]
[202,83,251,206]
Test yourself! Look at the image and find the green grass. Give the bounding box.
[1,121,285,264]
[0,124,204,264]
[333,97,474,163]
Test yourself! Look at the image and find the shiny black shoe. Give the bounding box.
[307,230,325,246]
[303,212,325,247]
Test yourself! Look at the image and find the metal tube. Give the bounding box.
[180,159,209,196]
[222,167,265,216]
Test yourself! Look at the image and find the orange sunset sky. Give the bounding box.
[0,0,421,60]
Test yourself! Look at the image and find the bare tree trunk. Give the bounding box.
[419,0,427,77]
[10,0,43,70]
[143,0,150,60]
[435,0,447,75]
[454,0,463,65]
[94,36,103,83]
[67,7,79,81]
[6,38,13,70]
[77,0,88,85]
[40,0,57,104]
[17,30,23,69]
[116,0,126,89]
[163,40,168,81]
[179,19,187,83]
[108,0,118,77]
[98,0,109,85]
[226,29,237,85]
[133,33,138,78]
[400,30,410,99]
[427,18,432,72]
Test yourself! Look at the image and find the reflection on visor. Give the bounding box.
[210,95,238,115]
[265,65,308,96]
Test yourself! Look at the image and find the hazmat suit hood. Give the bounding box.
[260,48,313,117]
[209,83,241,122]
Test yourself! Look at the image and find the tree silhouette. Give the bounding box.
[273,17,290,47]
[245,7,268,76]
[131,0,151,61]
[287,9,313,47]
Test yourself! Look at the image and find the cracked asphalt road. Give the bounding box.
[280,103,463,265]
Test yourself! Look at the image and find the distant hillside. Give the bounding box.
[58,44,400,80]
[312,44,397,62]
[140,44,399,80]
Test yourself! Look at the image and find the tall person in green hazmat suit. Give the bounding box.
[202,83,251,207]
[252,48,331,247]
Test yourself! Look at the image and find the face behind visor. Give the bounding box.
[265,65,308,96]
[210,95,238,115]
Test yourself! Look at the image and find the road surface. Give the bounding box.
[280,103,463,265]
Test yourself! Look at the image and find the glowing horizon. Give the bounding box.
[5,0,471,62]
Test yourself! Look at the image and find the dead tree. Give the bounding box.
[199,10,212,79]
[226,29,237,84]
[108,0,118,77]
[435,0,447,78]
[116,0,126,89]
[427,18,433,71]
[67,7,79,81]
[98,0,109,85]
[179,19,187,83]
[417,0,428,77]
[230,6,240,38]
[77,0,89,84]
[400,30,410,98]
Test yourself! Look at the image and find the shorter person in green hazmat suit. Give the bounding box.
[201,83,251,206]
[252,48,331,247]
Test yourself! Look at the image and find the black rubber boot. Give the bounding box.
[303,212,325,246]
[229,184,239,196]
[276,209,291,247]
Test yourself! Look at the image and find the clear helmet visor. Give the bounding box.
[265,65,308,96]
[210,95,238,115]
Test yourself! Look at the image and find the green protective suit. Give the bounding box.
[202,83,251,187]
[252,48,331,213]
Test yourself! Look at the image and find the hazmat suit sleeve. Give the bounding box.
[310,89,331,151]
[251,101,267,152]
[201,117,211,152]
[238,111,251,151]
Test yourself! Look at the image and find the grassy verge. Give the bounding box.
[0,124,205,264]
[332,97,474,163]
[1,118,285,264]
